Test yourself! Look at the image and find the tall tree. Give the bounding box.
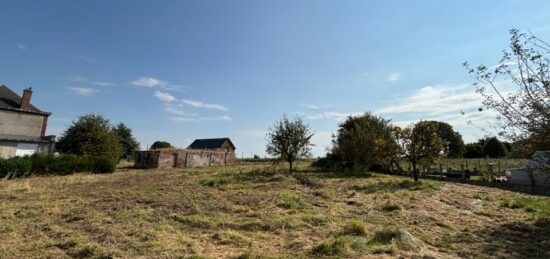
[425,121,465,158]
[266,115,313,172]
[332,113,399,171]
[483,137,507,158]
[56,114,122,162]
[150,141,172,150]
[113,123,140,159]
[465,29,550,155]
[394,121,444,181]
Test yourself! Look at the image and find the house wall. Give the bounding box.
[0,142,17,158]
[0,141,54,159]
[0,110,44,136]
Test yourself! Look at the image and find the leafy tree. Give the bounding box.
[266,115,313,172]
[331,113,399,171]
[56,114,122,162]
[465,29,550,156]
[483,137,507,158]
[113,123,140,159]
[394,121,444,181]
[150,141,172,150]
[464,143,484,158]
[425,121,465,158]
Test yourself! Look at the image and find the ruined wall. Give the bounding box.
[134,149,236,169]
[134,150,161,168]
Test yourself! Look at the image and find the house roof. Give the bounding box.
[188,138,235,150]
[0,85,50,115]
[0,133,55,143]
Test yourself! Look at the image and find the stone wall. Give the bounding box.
[134,149,236,169]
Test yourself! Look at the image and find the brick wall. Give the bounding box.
[134,149,236,169]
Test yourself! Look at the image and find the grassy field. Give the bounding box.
[1,161,549,258]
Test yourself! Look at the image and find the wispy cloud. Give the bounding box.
[132,77,184,91]
[375,83,481,116]
[17,43,27,50]
[165,106,186,115]
[170,115,232,122]
[388,72,402,82]
[70,76,115,86]
[67,87,98,95]
[304,111,361,121]
[154,90,176,103]
[94,81,116,86]
[182,99,227,111]
[374,82,505,140]
[78,56,98,63]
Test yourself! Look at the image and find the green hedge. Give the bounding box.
[0,158,32,178]
[0,154,116,179]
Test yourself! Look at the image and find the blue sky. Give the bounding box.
[1,0,550,157]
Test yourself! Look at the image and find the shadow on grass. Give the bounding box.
[350,179,441,194]
[455,218,550,258]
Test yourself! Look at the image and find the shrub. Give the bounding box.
[27,154,117,176]
[90,156,116,174]
[0,158,32,178]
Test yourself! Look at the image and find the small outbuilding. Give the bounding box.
[134,138,236,169]
[507,151,550,186]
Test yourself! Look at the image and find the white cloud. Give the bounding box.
[154,90,175,103]
[302,104,320,110]
[132,77,183,91]
[374,82,513,142]
[304,111,362,121]
[94,81,116,86]
[165,106,185,115]
[169,115,232,122]
[67,87,98,95]
[375,83,482,116]
[17,43,27,50]
[182,99,227,111]
[310,131,333,156]
[388,72,402,82]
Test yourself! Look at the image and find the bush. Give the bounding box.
[90,156,116,173]
[0,158,32,178]
[28,154,116,176]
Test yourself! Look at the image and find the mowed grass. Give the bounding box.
[0,161,549,258]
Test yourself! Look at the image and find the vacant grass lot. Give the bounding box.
[1,161,549,258]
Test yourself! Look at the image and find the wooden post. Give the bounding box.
[488,163,494,184]
[439,164,444,179]
[461,164,465,181]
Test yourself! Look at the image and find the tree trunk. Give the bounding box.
[412,163,419,181]
[289,160,293,173]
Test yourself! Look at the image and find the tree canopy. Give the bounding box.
[113,123,140,159]
[465,29,550,155]
[424,121,465,158]
[332,113,398,171]
[266,115,313,172]
[394,121,444,181]
[150,141,172,150]
[56,114,122,162]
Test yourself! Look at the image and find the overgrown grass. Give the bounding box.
[501,196,550,216]
[0,161,548,258]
